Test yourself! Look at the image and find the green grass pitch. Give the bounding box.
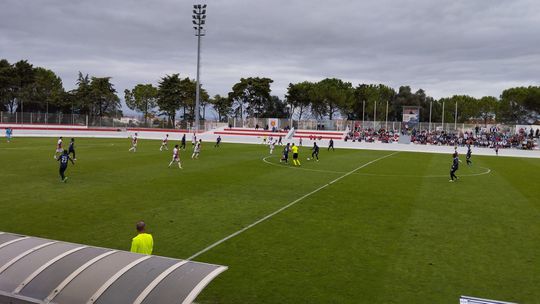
[1,137,539,303]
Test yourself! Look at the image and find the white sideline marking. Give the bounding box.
[188,151,399,260]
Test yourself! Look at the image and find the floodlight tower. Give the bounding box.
[192,4,207,132]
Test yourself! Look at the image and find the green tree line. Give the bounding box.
[2,59,539,125]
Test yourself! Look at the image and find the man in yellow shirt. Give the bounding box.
[291,143,300,166]
[130,221,154,255]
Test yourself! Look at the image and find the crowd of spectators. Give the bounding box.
[345,125,539,150]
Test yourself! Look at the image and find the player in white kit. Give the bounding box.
[168,144,182,169]
[54,137,63,159]
[269,140,276,154]
[192,139,202,159]
[129,133,138,152]
[160,134,169,151]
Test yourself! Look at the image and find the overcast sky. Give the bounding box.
[1,0,539,115]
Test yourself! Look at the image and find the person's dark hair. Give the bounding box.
[71,138,75,142]
[63,150,68,155]
[136,221,146,232]
[174,144,179,148]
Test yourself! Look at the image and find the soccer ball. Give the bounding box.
[307,158,310,160]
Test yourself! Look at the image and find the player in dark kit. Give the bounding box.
[449,154,460,182]
[280,143,290,163]
[68,138,76,160]
[466,144,472,166]
[215,136,221,148]
[57,150,75,182]
[180,134,186,150]
[310,142,320,161]
[328,139,334,151]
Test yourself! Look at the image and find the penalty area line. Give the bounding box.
[187,151,400,261]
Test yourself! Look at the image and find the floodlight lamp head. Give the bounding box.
[197,4,201,8]
[193,10,197,14]
[202,4,207,8]
[192,15,197,19]
[201,20,205,24]
[192,20,197,24]
[193,4,197,8]
[201,9,206,14]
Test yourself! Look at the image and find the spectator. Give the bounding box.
[131,221,154,255]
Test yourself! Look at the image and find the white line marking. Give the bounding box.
[188,151,399,260]
[45,250,118,303]
[86,255,151,304]
[132,261,188,304]
[262,155,492,178]
[181,266,228,304]
[14,246,87,294]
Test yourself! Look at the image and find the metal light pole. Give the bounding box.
[454,100,458,131]
[385,100,389,130]
[193,4,207,132]
[441,100,445,131]
[428,100,432,132]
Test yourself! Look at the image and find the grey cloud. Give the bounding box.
[1,0,539,116]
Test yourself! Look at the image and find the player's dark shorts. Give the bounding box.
[293,153,298,159]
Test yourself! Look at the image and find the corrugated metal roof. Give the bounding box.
[0,232,226,304]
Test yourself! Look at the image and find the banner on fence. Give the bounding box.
[267,118,279,130]
[402,106,420,130]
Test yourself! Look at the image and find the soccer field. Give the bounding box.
[1,137,539,303]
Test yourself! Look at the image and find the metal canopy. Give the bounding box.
[0,232,226,304]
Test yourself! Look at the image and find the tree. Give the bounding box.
[0,59,15,112]
[31,67,64,113]
[478,96,498,126]
[124,84,158,125]
[210,94,232,122]
[228,77,273,120]
[89,77,121,117]
[285,81,313,120]
[157,74,183,127]
[261,96,288,118]
[11,60,35,113]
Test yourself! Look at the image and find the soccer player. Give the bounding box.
[311,142,320,161]
[215,135,221,148]
[57,150,74,182]
[280,143,290,163]
[299,137,303,146]
[5,128,12,143]
[192,139,202,159]
[269,140,275,154]
[191,133,197,147]
[160,134,169,151]
[168,144,182,169]
[180,134,186,150]
[130,221,153,255]
[328,139,334,151]
[54,137,63,159]
[278,136,283,146]
[466,144,472,166]
[262,136,267,145]
[129,133,138,152]
[495,144,499,156]
[449,153,460,182]
[291,143,300,166]
[68,138,76,161]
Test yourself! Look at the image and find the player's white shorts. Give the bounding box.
[56,148,63,153]
[172,156,180,162]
